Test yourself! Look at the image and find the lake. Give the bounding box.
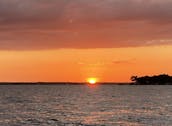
[0,84,172,126]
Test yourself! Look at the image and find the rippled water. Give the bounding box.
[0,84,172,126]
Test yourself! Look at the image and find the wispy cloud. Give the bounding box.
[113,59,136,64]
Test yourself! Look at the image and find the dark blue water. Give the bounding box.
[0,85,172,126]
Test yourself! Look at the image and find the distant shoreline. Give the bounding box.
[0,82,171,85]
[0,82,131,85]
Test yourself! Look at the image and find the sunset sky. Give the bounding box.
[0,0,172,82]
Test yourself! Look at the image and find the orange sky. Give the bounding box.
[0,45,172,82]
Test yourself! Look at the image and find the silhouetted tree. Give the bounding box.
[131,76,137,81]
[131,74,172,85]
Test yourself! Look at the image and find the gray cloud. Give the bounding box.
[1,0,172,25]
[0,0,172,50]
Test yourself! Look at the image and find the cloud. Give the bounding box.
[113,59,136,64]
[0,0,172,50]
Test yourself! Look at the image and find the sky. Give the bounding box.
[0,0,172,82]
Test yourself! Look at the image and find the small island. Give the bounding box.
[131,74,172,85]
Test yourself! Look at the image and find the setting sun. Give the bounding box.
[87,78,97,84]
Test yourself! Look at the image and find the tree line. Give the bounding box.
[131,74,172,85]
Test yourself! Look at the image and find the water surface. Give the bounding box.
[0,85,172,126]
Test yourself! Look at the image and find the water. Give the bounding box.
[0,85,172,126]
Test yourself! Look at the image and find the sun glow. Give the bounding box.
[87,78,97,84]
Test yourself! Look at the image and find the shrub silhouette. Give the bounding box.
[131,74,172,85]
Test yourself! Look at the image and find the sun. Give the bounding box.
[87,78,97,84]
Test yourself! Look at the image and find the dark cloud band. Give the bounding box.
[0,0,172,50]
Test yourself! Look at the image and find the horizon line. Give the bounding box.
[0,82,132,85]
